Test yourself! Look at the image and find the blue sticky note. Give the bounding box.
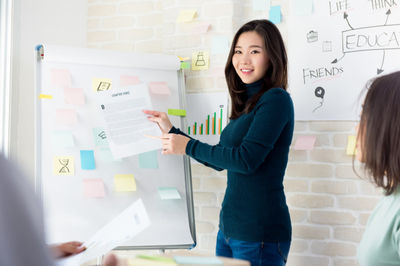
[80,150,95,170]
[138,150,158,169]
[93,128,108,147]
[211,36,229,54]
[269,6,281,24]
[173,256,222,265]
[293,0,313,16]
[158,187,181,200]
[52,131,74,148]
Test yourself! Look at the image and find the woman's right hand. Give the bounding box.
[143,110,173,134]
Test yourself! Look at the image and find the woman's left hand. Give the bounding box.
[51,241,86,259]
[160,134,190,155]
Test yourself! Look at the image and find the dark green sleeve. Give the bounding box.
[186,89,293,174]
[169,127,224,171]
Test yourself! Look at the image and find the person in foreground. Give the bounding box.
[0,154,122,266]
[144,19,294,266]
[356,71,400,266]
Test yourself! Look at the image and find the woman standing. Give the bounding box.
[356,71,400,266]
[144,19,293,266]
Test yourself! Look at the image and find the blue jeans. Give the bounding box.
[216,230,290,266]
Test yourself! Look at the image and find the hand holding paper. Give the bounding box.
[143,110,173,134]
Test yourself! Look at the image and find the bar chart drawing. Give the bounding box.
[186,92,228,145]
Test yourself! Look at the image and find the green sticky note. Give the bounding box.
[158,187,181,200]
[93,127,108,147]
[180,61,190,69]
[52,130,74,148]
[138,150,158,169]
[168,108,186,117]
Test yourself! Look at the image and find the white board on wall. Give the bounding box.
[288,0,400,120]
[34,45,196,249]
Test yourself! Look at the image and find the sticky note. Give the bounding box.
[120,75,140,86]
[56,109,77,126]
[346,135,357,155]
[294,136,316,150]
[53,156,74,176]
[168,109,186,117]
[269,6,281,24]
[80,150,96,170]
[93,128,108,147]
[138,150,158,169]
[93,78,112,92]
[293,0,313,16]
[39,94,53,99]
[176,9,197,23]
[83,178,105,198]
[253,0,271,11]
[173,256,222,265]
[180,62,190,69]
[158,187,181,200]
[114,174,136,192]
[192,51,209,71]
[211,36,230,54]
[136,255,176,264]
[64,88,85,105]
[178,56,190,62]
[193,22,210,34]
[148,82,171,95]
[52,131,74,148]
[51,69,71,89]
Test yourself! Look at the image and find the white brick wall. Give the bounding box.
[87,0,382,265]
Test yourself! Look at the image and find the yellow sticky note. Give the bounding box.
[176,9,197,23]
[346,135,357,155]
[53,156,74,176]
[178,56,190,62]
[114,174,136,192]
[168,109,186,116]
[93,78,112,92]
[192,51,209,71]
[39,94,53,99]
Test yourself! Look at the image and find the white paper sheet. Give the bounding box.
[96,83,161,159]
[55,199,150,266]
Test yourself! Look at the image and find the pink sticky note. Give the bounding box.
[294,136,316,150]
[148,82,171,95]
[56,109,78,126]
[51,69,72,88]
[193,22,210,34]
[83,179,105,198]
[64,88,85,105]
[120,75,140,86]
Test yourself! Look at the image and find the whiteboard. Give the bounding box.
[288,0,400,120]
[34,45,196,249]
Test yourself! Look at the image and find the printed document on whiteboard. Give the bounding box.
[96,83,161,159]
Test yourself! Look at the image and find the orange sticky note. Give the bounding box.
[64,88,85,105]
[148,82,171,95]
[83,179,105,198]
[120,75,140,86]
[294,136,316,150]
[56,109,77,126]
[51,69,71,88]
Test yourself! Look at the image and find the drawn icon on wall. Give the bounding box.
[53,156,74,176]
[313,86,325,113]
[191,51,209,70]
[307,30,318,43]
[98,131,107,139]
[195,52,206,66]
[92,78,112,92]
[322,41,332,52]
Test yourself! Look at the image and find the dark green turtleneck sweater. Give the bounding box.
[170,80,294,242]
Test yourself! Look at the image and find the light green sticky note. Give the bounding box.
[174,256,222,265]
[136,255,175,264]
[168,109,186,117]
[97,147,120,162]
[93,128,108,147]
[52,131,74,148]
[180,61,190,69]
[138,150,158,169]
[158,187,181,200]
